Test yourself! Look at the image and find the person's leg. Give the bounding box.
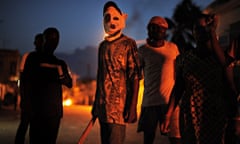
[15,113,30,144]
[29,117,43,144]
[235,119,240,144]
[100,122,110,144]
[138,106,159,144]
[167,106,182,144]
[143,131,156,144]
[169,137,181,144]
[225,118,238,144]
[45,117,61,144]
[109,123,126,144]
[30,117,60,144]
[100,122,126,144]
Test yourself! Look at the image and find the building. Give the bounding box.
[204,0,240,51]
[0,49,20,103]
[0,49,20,83]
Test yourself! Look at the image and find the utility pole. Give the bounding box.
[0,19,4,48]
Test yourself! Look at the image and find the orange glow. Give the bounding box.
[137,79,144,115]
[63,98,73,106]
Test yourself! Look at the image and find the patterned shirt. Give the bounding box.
[94,35,141,125]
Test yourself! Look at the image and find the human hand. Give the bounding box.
[160,115,171,135]
[124,107,137,123]
[91,105,98,118]
[57,65,63,76]
[206,14,219,37]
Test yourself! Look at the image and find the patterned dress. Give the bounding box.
[93,35,141,125]
[176,50,228,144]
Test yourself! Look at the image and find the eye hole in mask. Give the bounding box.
[104,14,111,23]
[104,14,120,23]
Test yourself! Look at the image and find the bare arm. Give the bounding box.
[124,77,140,123]
[209,16,237,95]
[161,70,184,133]
[40,62,72,88]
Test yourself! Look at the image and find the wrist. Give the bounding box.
[59,74,64,79]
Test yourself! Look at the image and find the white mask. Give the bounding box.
[103,6,127,40]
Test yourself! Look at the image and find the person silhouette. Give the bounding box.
[23,27,72,144]
[15,33,44,144]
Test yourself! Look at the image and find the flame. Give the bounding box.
[63,98,73,106]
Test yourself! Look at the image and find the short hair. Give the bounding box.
[35,33,43,41]
[43,27,59,38]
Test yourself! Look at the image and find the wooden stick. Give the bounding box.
[78,117,97,144]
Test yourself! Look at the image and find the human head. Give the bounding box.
[147,16,168,41]
[34,33,44,52]
[192,13,218,43]
[103,1,127,38]
[43,27,59,54]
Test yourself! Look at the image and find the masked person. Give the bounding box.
[137,16,181,144]
[91,1,141,144]
[161,13,238,144]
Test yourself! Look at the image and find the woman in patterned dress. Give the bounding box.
[161,13,238,144]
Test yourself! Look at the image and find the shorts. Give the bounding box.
[99,122,126,144]
[137,105,181,138]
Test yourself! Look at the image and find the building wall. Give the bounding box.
[0,49,20,83]
[218,7,240,49]
[204,0,240,50]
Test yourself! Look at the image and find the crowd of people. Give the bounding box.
[13,1,239,144]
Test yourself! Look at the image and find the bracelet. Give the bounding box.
[59,75,64,79]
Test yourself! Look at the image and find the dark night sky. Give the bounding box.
[0,0,213,55]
